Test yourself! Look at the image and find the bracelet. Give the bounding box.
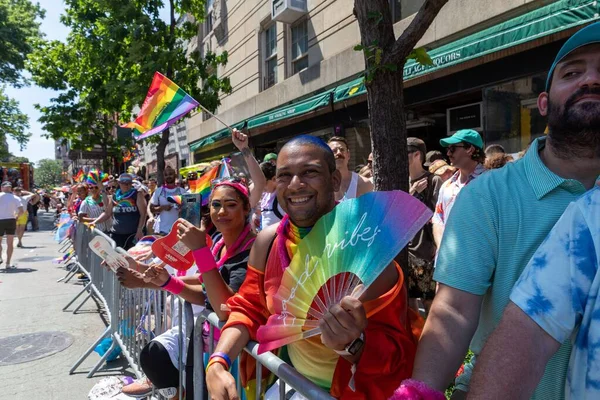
[192,247,218,274]
[390,379,446,400]
[160,275,171,287]
[206,357,229,373]
[210,352,232,369]
[162,276,185,295]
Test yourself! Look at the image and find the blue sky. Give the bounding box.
[6,1,169,165]
[5,0,70,164]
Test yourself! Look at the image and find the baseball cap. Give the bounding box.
[117,173,133,183]
[1,181,12,188]
[546,22,600,91]
[407,137,427,157]
[424,150,444,167]
[440,129,484,150]
[264,153,277,163]
[429,159,456,176]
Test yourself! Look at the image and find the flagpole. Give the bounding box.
[196,103,234,132]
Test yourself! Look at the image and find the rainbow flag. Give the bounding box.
[123,72,200,140]
[73,169,84,183]
[189,165,219,206]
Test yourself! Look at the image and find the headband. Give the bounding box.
[213,181,249,199]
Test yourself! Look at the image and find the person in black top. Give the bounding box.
[122,177,255,400]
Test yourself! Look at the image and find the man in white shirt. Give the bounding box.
[147,166,185,235]
[13,186,38,248]
[0,182,24,269]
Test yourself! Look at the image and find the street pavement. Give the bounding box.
[0,210,133,399]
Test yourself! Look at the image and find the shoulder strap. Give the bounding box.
[272,196,284,219]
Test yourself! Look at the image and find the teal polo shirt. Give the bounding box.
[434,137,590,399]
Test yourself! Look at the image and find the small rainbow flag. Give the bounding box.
[123,72,199,140]
[73,169,85,183]
[189,164,219,206]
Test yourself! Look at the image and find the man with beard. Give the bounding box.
[327,137,373,201]
[148,166,186,235]
[205,135,418,399]
[397,23,600,400]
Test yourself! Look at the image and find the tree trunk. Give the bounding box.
[155,0,177,187]
[354,0,408,193]
[156,128,169,186]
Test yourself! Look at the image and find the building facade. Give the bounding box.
[187,0,599,169]
[139,122,191,178]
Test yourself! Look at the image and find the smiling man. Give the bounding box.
[205,135,418,399]
[400,22,600,400]
[327,137,373,201]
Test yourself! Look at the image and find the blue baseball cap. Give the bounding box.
[546,22,600,91]
[440,129,484,150]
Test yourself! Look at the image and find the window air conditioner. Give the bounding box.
[272,0,308,24]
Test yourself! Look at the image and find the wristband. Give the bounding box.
[162,275,185,295]
[192,247,218,274]
[206,358,229,373]
[390,379,445,400]
[210,352,232,369]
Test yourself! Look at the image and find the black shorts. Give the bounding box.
[0,219,16,236]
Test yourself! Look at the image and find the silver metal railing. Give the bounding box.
[60,222,334,400]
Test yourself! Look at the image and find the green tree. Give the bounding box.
[0,0,44,155]
[0,0,45,87]
[353,0,448,192]
[34,158,63,188]
[0,89,31,160]
[29,0,232,183]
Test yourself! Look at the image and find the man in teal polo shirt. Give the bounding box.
[403,22,600,400]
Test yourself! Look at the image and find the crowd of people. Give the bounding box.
[46,22,600,399]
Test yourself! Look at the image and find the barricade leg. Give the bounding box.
[62,282,91,311]
[73,291,93,314]
[193,316,205,400]
[87,336,117,378]
[57,262,78,283]
[69,326,110,375]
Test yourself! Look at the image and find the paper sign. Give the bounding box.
[89,236,130,272]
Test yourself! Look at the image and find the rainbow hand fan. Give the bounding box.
[256,190,432,354]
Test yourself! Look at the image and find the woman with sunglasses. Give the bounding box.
[78,170,112,233]
[128,178,255,400]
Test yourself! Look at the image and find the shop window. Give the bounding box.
[483,73,547,154]
[262,23,278,90]
[290,20,308,75]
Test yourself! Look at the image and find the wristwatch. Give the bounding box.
[335,332,365,356]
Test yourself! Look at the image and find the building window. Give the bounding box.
[263,23,277,90]
[204,0,214,36]
[290,20,308,75]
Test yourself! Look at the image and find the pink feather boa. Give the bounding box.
[389,379,446,400]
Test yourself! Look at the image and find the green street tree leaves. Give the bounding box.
[34,158,63,188]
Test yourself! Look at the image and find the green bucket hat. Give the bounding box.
[440,129,484,149]
[546,22,600,91]
[263,153,277,162]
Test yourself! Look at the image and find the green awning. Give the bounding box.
[246,90,333,130]
[403,0,599,80]
[336,0,599,103]
[189,120,246,152]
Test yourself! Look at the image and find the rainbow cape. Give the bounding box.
[123,72,199,140]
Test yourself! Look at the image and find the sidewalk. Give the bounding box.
[0,210,133,399]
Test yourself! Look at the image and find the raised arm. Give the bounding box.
[232,129,266,209]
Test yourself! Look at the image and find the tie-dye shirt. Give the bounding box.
[511,186,600,399]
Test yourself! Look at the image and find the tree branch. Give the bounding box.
[383,0,449,65]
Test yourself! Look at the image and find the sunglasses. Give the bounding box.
[447,144,469,153]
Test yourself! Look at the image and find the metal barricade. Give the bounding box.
[62,222,336,400]
[193,311,334,400]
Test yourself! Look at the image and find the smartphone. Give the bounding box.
[181,193,202,227]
